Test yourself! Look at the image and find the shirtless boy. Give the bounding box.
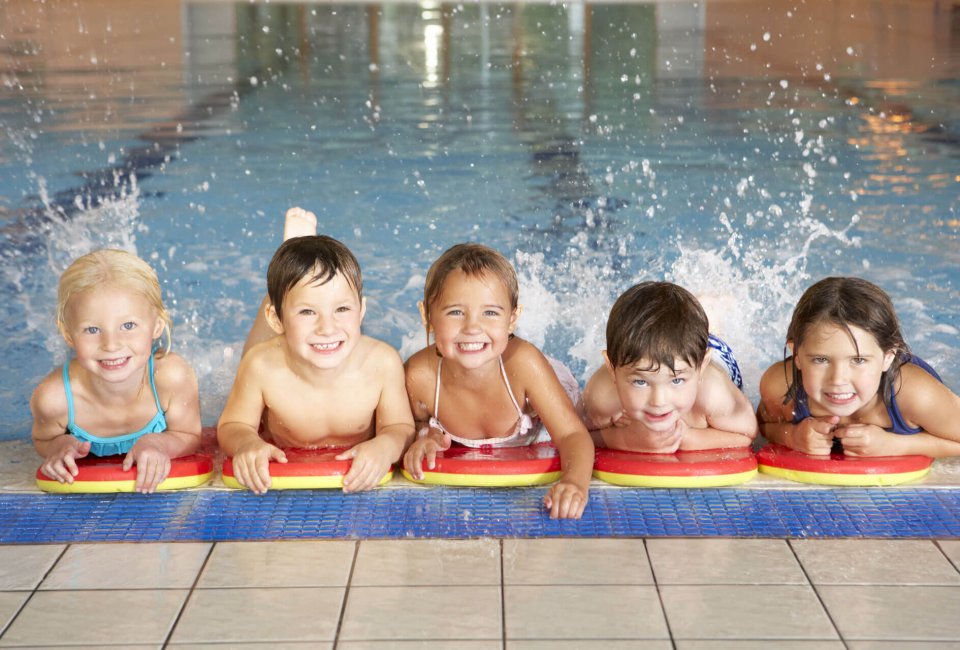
[217,208,415,493]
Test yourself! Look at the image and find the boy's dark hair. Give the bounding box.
[606,281,709,372]
[785,276,908,408]
[266,235,362,320]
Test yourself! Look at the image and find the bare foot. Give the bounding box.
[283,207,318,241]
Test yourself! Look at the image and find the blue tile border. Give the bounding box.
[2,488,959,543]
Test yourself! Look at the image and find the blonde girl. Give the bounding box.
[403,243,594,519]
[759,276,960,457]
[30,249,202,492]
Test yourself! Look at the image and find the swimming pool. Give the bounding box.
[0,0,957,442]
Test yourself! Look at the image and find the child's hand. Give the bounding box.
[543,480,588,519]
[791,416,838,455]
[232,440,287,495]
[336,437,395,493]
[403,429,452,481]
[629,420,683,454]
[611,410,633,427]
[40,436,91,484]
[124,434,172,494]
[835,423,903,457]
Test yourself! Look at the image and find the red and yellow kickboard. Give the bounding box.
[402,443,562,487]
[222,446,393,490]
[756,443,932,486]
[35,453,214,493]
[593,447,758,487]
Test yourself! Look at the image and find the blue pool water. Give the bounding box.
[0,1,957,440]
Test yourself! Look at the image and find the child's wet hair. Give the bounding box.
[57,249,173,355]
[785,276,909,408]
[267,235,362,320]
[605,281,709,372]
[421,243,518,341]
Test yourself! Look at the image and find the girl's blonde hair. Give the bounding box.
[57,249,172,356]
[421,243,519,343]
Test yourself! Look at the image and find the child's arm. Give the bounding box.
[336,345,416,492]
[125,353,203,493]
[515,344,593,520]
[679,366,758,450]
[758,361,836,455]
[402,351,453,480]
[30,373,91,484]
[217,351,287,494]
[839,365,960,458]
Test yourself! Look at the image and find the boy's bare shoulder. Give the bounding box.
[697,362,742,409]
[581,366,620,422]
[355,336,405,379]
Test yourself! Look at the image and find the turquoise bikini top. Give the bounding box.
[63,355,167,456]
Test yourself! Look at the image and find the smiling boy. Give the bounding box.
[217,208,415,493]
[580,281,757,453]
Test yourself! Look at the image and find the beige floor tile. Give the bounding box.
[509,642,671,649]
[4,646,159,649]
[647,539,806,585]
[792,540,960,585]
[502,538,652,585]
[505,585,668,640]
[170,587,343,643]
[0,545,64,590]
[818,586,960,641]
[339,643,501,649]
[339,585,501,641]
[675,642,846,649]
[196,540,354,588]
[661,585,837,640]
[847,641,960,650]
[0,589,187,646]
[169,641,333,650]
[0,592,29,634]
[39,542,210,590]
[936,541,960,570]
[352,539,500,586]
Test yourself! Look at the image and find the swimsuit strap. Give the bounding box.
[432,356,525,425]
[498,356,525,419]
[147,353,163,413]
[62,362,76,428]
[433,357,443,417]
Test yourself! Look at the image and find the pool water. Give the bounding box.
[0,0,957,438]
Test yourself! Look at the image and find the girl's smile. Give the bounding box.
[793,322,895,418]
[426,269,519,370]
[64,284,164,387]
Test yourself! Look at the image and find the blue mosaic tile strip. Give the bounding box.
[2,488,960,543]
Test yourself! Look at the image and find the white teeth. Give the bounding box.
[100,358,126,367]
[311,342,340,351]
[458,342,485,352]
[828,392,854,400]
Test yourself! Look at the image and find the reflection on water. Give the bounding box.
[0,1,957,436]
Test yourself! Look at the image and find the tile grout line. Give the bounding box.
[161,541,217,648]
[500,538,506,650]
[331,539,360,648]
[0,543,71,641]
[933,539,960,576]
[785,538,850,650]
[642,538,677,649]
